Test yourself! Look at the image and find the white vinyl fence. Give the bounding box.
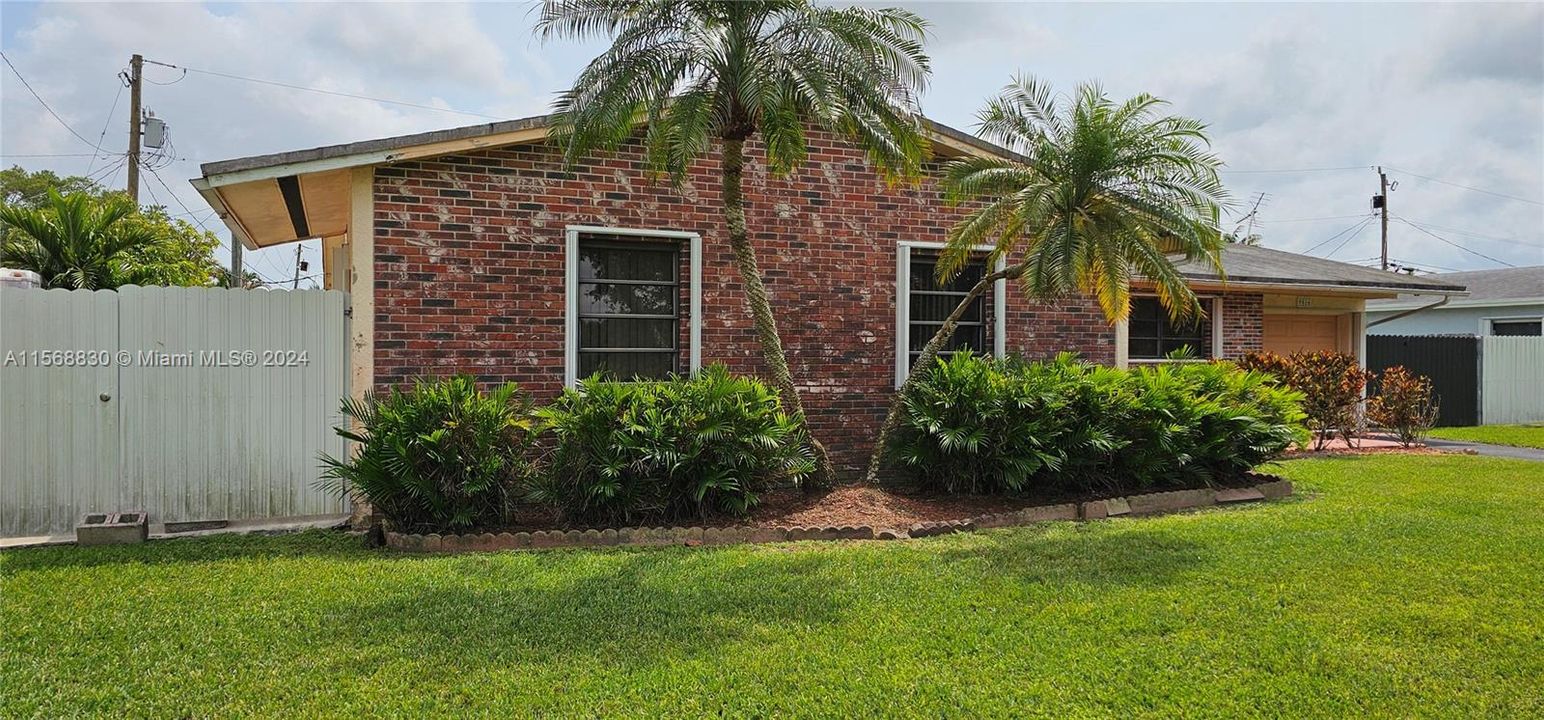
[0,286,350,538]
[1481,336,1544,425]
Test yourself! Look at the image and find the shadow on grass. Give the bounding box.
[317,546,858,670]
[938,522,1213,589]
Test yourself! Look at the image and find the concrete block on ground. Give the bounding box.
[1256,479,1294,499]
[1216,487,1267,504]
[1022,503,1079,522]
[76,512,149,546]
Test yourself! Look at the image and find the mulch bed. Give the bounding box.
[487,473,1277,534]
[1281,444,1447,459]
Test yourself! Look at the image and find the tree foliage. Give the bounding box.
[865,77,1232,483]
[537,0,931,180]
[0,165,222,288]
[939,76,1230,324]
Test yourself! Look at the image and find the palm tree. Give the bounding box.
[537,0,932,486]
[864,76,1231,483]
[1,190,158,290]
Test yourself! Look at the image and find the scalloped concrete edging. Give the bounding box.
[384,476,1293,553]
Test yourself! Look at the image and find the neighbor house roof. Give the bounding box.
[192,113,1014,251]
[1367,265,1541,310]
[1166,244,1469,296]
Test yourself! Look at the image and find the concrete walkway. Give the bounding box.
[1422,438,1544,462]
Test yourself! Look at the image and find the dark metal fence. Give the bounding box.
[1366,335,1479,426]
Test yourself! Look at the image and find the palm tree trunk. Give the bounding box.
[862,261,1028,485]
[720,137,836,489]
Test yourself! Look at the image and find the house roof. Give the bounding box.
[1366,266,1542,310]
[191,112,1015,251]
[198,115,1012,180]
[1168,244,1469,296]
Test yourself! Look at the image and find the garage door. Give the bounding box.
[1263,314,1340,354]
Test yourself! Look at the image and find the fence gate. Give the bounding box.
[0,286,350,539]
[1480,336,1544,425]
[1366,335,1479,427]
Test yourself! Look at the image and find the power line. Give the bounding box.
[1393,216,1544,247]
[1387,257,1465,273]
[1301,216,1375,255]
[143,165,218,236]
[257,273,321,287]
[0,153,104,158]
[1323,218,1373,259]
[1394,217,1518,268]
[85,80,126,176]
[1384,166,1544,207]
[1258,213,1375,224]
[1,51,109,152]
[1221,165,1370,175]
[141,58,501,120]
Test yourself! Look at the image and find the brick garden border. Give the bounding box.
[384,476,1294,553]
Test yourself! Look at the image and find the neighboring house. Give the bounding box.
[1367,266,1544,336]
[191,114,1464,474]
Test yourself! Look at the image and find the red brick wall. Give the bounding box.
[370,131,1120,475]
[1220,293,1264,358]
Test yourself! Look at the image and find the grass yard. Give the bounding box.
[1428,424,1544,449]
[4,455,1541,718]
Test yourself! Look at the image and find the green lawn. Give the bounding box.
[1428,424,1544,449]
[4,455,1541,718]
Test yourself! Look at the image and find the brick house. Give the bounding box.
[193,115,1464,475]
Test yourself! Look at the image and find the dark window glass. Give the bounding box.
[1492,320,1542,336]
[1127,297,1209,359]
[576,239,679,380]
[907,255,991,370]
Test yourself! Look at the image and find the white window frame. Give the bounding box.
[1480,315,1544,336]
[1116,294,1223,368]
[895,241,1007,387]
[565,225,702,387]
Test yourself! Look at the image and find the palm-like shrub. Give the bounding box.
[866,76,1231,482]
[889,353,1306,495]
[319,376,537,533]
[532,366,813,525]
[537,0,933,488]
[0,190,159,289]
[1113,361,1308,488]
[891,353,1073,494]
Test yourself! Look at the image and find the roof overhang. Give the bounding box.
[193,113,1010,250]
[1369,295,1538,312]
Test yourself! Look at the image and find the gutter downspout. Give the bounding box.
[1367,294,1452,328]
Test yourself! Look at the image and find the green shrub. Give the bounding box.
[1238,350,1374,449]
[531,365,814,525]
[319,376,536,533]
[889,353,1306,494]
[1369,365,1439,447]
[889,353,1074,494]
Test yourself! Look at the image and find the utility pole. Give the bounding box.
[292,243,304,289]
[125,54,143,203]
[230,240,243,286]
[1377,166,1390,271]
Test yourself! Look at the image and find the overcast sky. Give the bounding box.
[2,1,1540,285]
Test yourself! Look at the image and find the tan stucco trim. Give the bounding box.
[348,166,374,403]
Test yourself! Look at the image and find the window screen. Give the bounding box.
[1491,319,1542,337]
[907,254,990,370]
[576,239,680,380]
[1128,297,1209,359]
